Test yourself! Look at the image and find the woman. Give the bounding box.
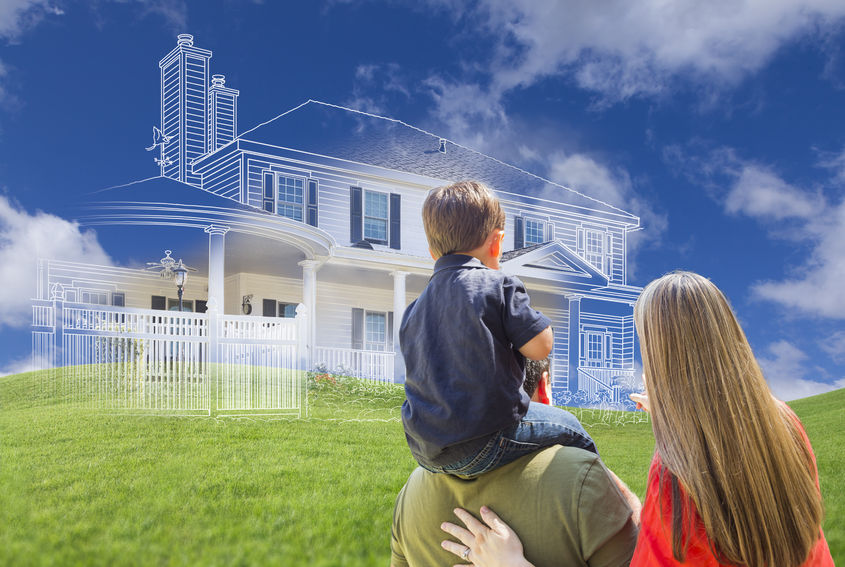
[441,271,833,567]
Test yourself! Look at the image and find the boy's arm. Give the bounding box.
[518,326,553,360]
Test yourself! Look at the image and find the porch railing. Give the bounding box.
[313,346,395,383]
[578,367,635,403]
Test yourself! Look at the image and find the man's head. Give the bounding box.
[422,181,506,263]
[524,358,551,404]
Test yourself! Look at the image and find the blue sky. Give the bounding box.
[1,0,844,400]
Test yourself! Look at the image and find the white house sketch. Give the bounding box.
[32,34,643,412]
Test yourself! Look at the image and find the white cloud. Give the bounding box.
[751,198,845,317]
[0,0,56,41]
[0,352,44,377]
[428,0,845,105]
[821,330,845,364]
[757,340,844,401]
[670,144,845,319]
[0,195,112,329]
[725,165,824,221]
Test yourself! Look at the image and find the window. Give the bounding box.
[524,218,546,245]
[585,332,604,367]
[81,290,109,305]
[365,311,387,351]
[263,299,298,317]
[277,175,304,221]
[584,230,604,271]
[112,292,125,307]
[577,227,613,276]
[279,302,297,318]
[364,190,389,244]
[167,298,194,312]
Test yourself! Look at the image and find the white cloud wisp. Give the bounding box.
[0,195,112,329]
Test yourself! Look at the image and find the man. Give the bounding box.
[390,361,640,567]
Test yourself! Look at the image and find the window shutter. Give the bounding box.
[263,298,276,317]
[387,311,394,349]
[389,193,401,250]
[576,228,584,254]
[307,179,318,227]
[263,172,275,213]
[514,216,524,249]
[604,233,613,277]
[545,222,555,243]
[350,186,363,243]
[579,331,585,364]
[151,295,166,310]
[605,333,612,367]
[195,299,207,314]
[351,308,364,350]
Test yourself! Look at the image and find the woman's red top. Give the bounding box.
[630,409,834,566]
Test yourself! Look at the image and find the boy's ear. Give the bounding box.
[489,230,505,257]
[429,247,439,261]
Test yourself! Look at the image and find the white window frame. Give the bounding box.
[524,217,547,246]
[275,173,305,222]
[277,301,297,318]
[364,310,388,351]
[363,190,389,245]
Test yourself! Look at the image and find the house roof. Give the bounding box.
[236,100,638,221]
[86,176,248,210]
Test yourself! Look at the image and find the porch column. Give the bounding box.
[204,225,230,312]
[298,260,320,367]
[567,294,582,394]
[390,270,409,383]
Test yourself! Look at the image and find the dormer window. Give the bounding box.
[524,218,546,246]
[576,227,613,276]
[277,175,304,221]
[262,172,318,226]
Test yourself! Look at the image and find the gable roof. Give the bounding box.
[501,241,609,290]
[234,100,638,222]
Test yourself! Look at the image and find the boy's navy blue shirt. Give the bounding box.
[400,254,551,466]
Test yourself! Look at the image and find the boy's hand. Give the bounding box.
[518,326,553,360]
[629,392,650,412]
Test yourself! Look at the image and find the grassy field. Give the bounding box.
[1,370,841,566]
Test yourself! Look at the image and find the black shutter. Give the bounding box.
[151,295,166,310]
[514,216,524,249]
[350,186,363,243]
[263,172,275,213]
[389,193,401,250]
[263,299,277,317]
[307,179,318,227]
[195,300,207,314]
[387,311,394,349]
[352,308,364,349]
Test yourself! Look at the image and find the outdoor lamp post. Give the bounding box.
[173,260,188,312]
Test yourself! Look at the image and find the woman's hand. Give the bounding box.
[629,392,650,412]
[440,506,534,567]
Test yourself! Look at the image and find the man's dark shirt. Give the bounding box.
[400,254,551,466]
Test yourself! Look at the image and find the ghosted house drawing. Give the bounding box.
[33,34,641,409]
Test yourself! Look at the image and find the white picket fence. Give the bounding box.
[31,300,305,416]
[313,346,395,383]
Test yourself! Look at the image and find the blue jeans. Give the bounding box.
[421,402,598,478]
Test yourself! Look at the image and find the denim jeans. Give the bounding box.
[421,402,598,478]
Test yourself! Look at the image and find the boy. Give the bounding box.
[400,180,597,477]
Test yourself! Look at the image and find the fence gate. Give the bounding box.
[32,300,305,417]
[217,314,303,416]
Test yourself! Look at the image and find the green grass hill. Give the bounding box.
[1,370,841,565]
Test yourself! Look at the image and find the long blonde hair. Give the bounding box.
[634,271,823,567]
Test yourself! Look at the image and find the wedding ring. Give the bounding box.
[462,547,471,560]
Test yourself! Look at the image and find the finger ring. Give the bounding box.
[462,547,471,560]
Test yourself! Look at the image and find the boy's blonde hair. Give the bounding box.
[422,180,505,257]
